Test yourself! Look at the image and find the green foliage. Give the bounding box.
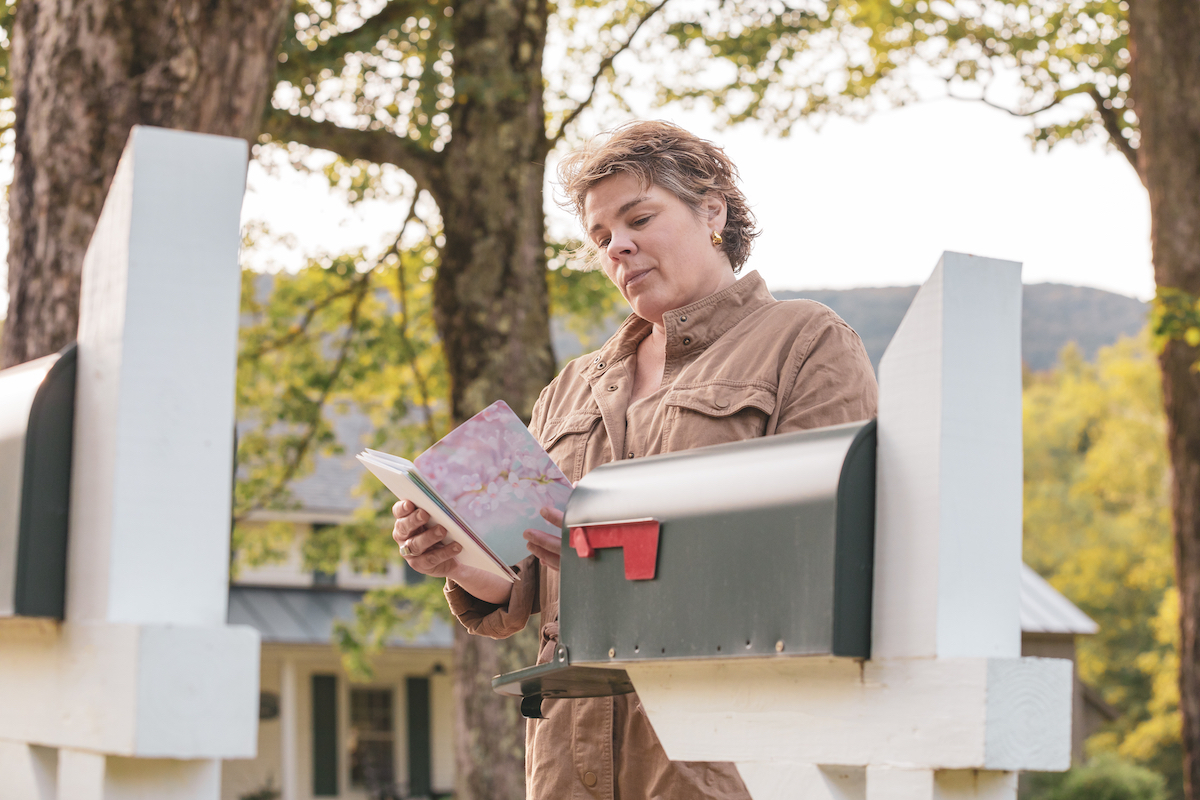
[234,215,450,574]
[334,580,453,681]
[1026,753,1168,800]
[238,781,282,800]
[1151,287,1200,363]
[652,0,1133,158]
[1023,334,1180,794]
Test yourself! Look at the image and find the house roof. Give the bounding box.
[228,585,454,648]
[1020,563,1099,635]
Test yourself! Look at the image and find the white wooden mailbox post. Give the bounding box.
[0,127,259,799]
[620,254,1073,800]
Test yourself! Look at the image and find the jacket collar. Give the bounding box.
[585,270,774,379]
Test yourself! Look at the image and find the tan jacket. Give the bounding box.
[446,271,878,799]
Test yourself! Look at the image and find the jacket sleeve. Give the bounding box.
[444,554,541,639]
[441,384,556,638]
[776,316,878,433]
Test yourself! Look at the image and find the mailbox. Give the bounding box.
[0,342,77,619]
[495,418,876,712]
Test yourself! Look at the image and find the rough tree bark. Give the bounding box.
[1126,1,1200,796]
[415,2,558,794]
[267,1,554,796]
[435,3,555,798]
[2,0,291,367]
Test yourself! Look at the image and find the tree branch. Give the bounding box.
[391,202,442,449]
[312,0,435,67]
[1088,86,1142,182]
[236,270,374,521]
[263,106,442,192]
[244,281,368,358]
[548,0,674,145]
[944,78,1087,119]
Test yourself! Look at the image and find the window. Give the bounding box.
[349,688,396,791]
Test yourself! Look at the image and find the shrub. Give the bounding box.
[1027,754,1168,800]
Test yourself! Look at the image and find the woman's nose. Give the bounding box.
[607,230,636,260]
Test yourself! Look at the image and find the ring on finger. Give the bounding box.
[399,539,418,558]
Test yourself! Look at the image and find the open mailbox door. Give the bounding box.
[494,417,876,716]
[0,342,77,619]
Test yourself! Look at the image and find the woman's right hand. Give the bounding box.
[392,499,463,579]
[390,500,516,606]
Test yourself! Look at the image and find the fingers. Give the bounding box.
[524,528,561,553]
[539,505,565,528]
[394,515,442,555]
[392,503,431,544]
[406,536,463,572]
[524,528,562,571]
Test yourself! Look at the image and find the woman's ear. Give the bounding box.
[702,193,728,231]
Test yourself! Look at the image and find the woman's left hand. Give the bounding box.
[524,506,565,570]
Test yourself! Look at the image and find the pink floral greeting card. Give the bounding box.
[413,400,573,567]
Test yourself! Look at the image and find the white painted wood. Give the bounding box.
[626,655,1070,771]
[103,756,221,799]
[873,252,1023,659]
[984,658,1073,769]
[0,622,259,757]
[69,125,247,627]
[0,740,57,799]
[737,763,865,800]
[134,624,261,757]
[866,766,934,800]
[0,128,256,799]
[280,658,298,800]
[58,749,106,800]
[935,771,1019,800]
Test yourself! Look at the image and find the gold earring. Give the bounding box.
[711,230,723,245]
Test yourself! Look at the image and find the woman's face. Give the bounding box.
[583,172,734,328]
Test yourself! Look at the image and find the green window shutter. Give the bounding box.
[406,677,432,797]
[312,674,338,796]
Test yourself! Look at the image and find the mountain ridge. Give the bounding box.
[552,282,1148,372]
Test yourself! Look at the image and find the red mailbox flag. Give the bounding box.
[568,519,661,580]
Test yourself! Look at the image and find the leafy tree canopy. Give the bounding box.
[1024,334,1179,795]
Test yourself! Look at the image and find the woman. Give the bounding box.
[392,121,878,799]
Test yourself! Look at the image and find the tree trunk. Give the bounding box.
[432,0,556,424]
[432,3,555,797]
[1127,1,1200,796]
[2,0,291,367]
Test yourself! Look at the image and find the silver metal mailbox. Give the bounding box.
[494,418,876,714]
[0,342,77,619]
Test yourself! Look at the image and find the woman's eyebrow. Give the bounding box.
[589,195,651,234]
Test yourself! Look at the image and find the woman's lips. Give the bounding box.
[624,268,652,291]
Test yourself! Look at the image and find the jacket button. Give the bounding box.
[679,314,687,322]
[608,384,618,391]
[715,399,729,409]
[583,771,598,787]
[596,361,606,369]
[627,452,635,459]
[682,337,692,346]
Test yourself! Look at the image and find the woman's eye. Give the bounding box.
[633,216,651,226]
[598,237,611,248]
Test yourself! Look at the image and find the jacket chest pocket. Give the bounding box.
[663,382,777,452]
[540,411,603,483]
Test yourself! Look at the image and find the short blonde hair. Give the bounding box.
[557,120,759,272]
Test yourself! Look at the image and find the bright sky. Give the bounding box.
[238,97,1153,302]
[0,82,1154,311]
